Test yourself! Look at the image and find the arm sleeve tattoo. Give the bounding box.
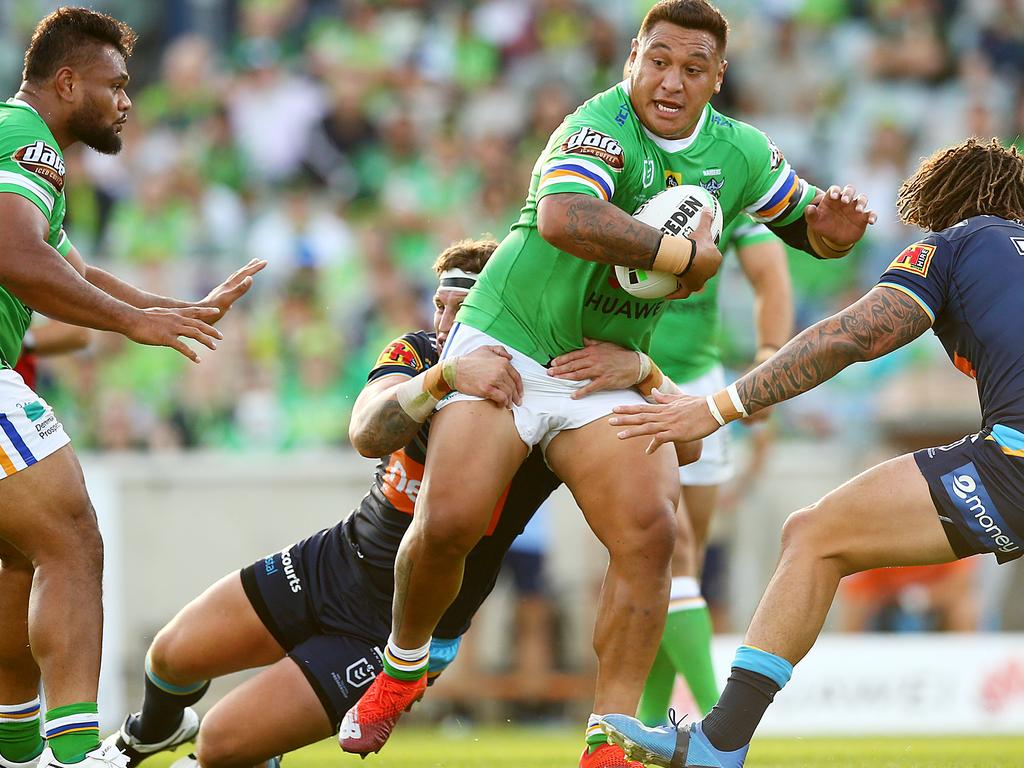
[553,193,662,268]
[737,286,933,414]
[354,397,422,458]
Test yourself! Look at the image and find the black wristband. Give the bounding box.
[676,236,697,276]
[649,232,664,270]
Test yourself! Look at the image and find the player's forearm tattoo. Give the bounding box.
[560,195,662,268]
[738,287,932,413]
[358,399,421,457]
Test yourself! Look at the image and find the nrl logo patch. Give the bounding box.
[13,141,65,192]
[562,127,624,170]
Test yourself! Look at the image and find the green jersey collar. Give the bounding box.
[619,80,709,154]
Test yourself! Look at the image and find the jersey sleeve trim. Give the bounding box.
[538,158,613,201]
[747,165,809,224]
[0,171,54,217]
[54,228,71,257]
[877,282,936,324]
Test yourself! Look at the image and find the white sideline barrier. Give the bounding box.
[703,634,1024,734]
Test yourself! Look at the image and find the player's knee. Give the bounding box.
[780,502,836,558]
[147,623,200,686]
[414,492,489,555]
[194,714,249,768]
[606,496,677,564]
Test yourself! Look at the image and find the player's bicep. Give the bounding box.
[0,193,57,281]
[842,285,933,360]
[742,132,816,227]
[352,373,411,415]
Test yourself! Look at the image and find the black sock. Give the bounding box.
[700,667,780,752]
[131,676,209,744]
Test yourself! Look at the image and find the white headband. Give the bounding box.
[439,268,479,293]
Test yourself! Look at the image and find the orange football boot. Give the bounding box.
[337,672,427,757]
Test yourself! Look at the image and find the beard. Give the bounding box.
[67,97,122,155]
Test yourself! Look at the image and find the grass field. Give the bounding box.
[140,726,1024,767]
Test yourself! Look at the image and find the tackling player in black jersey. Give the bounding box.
[104,238,674,768]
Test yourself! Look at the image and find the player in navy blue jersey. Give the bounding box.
[598,138,1024,767]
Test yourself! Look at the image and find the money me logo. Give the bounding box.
[942,462,1021,555]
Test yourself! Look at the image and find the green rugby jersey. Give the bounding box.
[0,99,73,369]
[649,216,776,383]
[457,81,816,364]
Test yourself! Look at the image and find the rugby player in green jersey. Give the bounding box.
[341,3,874,765]
[0,10,263,768]
[548,216,792,723]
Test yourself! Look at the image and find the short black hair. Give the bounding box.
[639,0,729,56]
[23,6,137,84]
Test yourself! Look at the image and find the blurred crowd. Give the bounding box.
[0,0,1021,452]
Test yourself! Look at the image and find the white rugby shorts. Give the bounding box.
[677,364,733,486]
[0,367,70,479]
[437,323,647,452]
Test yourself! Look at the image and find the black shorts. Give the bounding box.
[239,520,393,728]
[915,430,1024,564]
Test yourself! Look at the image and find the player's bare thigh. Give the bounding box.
[195,658,330,768]
[416,399,528,537]
[546,417,679,541]
[147,572,285,685]
[781,453,957,572]
[671,484,719,575]
[0,444,95,551]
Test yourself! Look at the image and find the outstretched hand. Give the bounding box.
[803,185,877,254]
[609,390,721,454]
[201,258,268,322]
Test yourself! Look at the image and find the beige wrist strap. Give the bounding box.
[651,235,695,275]
[808,228,854,259]
[394,361,457,422]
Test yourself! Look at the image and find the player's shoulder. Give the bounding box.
[370,330,438,380]
[0,102,67,194]
[933,214,1023,245]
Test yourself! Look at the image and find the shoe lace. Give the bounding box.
[372,676,424,718]
[667,708,689,730]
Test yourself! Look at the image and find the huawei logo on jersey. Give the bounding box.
[13,141,65,192]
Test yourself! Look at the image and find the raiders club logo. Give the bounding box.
[13,141,65,192]
[562,127,625,169]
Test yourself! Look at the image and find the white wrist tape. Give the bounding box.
[395,375,440,423]
[635,351,652,386]
[726,383,748,418]
[705,394,726,427]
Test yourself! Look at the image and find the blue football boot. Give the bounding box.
[598,713,748,768]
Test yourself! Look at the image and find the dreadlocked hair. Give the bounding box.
[897,138,1024,232]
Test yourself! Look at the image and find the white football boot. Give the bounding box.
[101,709,199,767]
[36,742,128,768]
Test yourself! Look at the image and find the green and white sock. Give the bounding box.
[636,645,676,726]
[584,713,606,753]
[382,636,430,681]
[661,576,720,716]
[44,702,99,764]
[0,698,43,763]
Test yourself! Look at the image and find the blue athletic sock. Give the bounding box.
[131,656,208,744]
[701,645,793,752]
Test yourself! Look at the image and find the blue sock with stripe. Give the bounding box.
[701,645,794,753]
[131,656,209,744]
[44,702,99,764]
[0,698,43,763]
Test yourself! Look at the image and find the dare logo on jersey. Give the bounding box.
[12,141,65,192]
[562,127,624,169]
[888,242,935,277]
[375,338,423,372]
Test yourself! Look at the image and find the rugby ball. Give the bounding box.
[615,185,723,299]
